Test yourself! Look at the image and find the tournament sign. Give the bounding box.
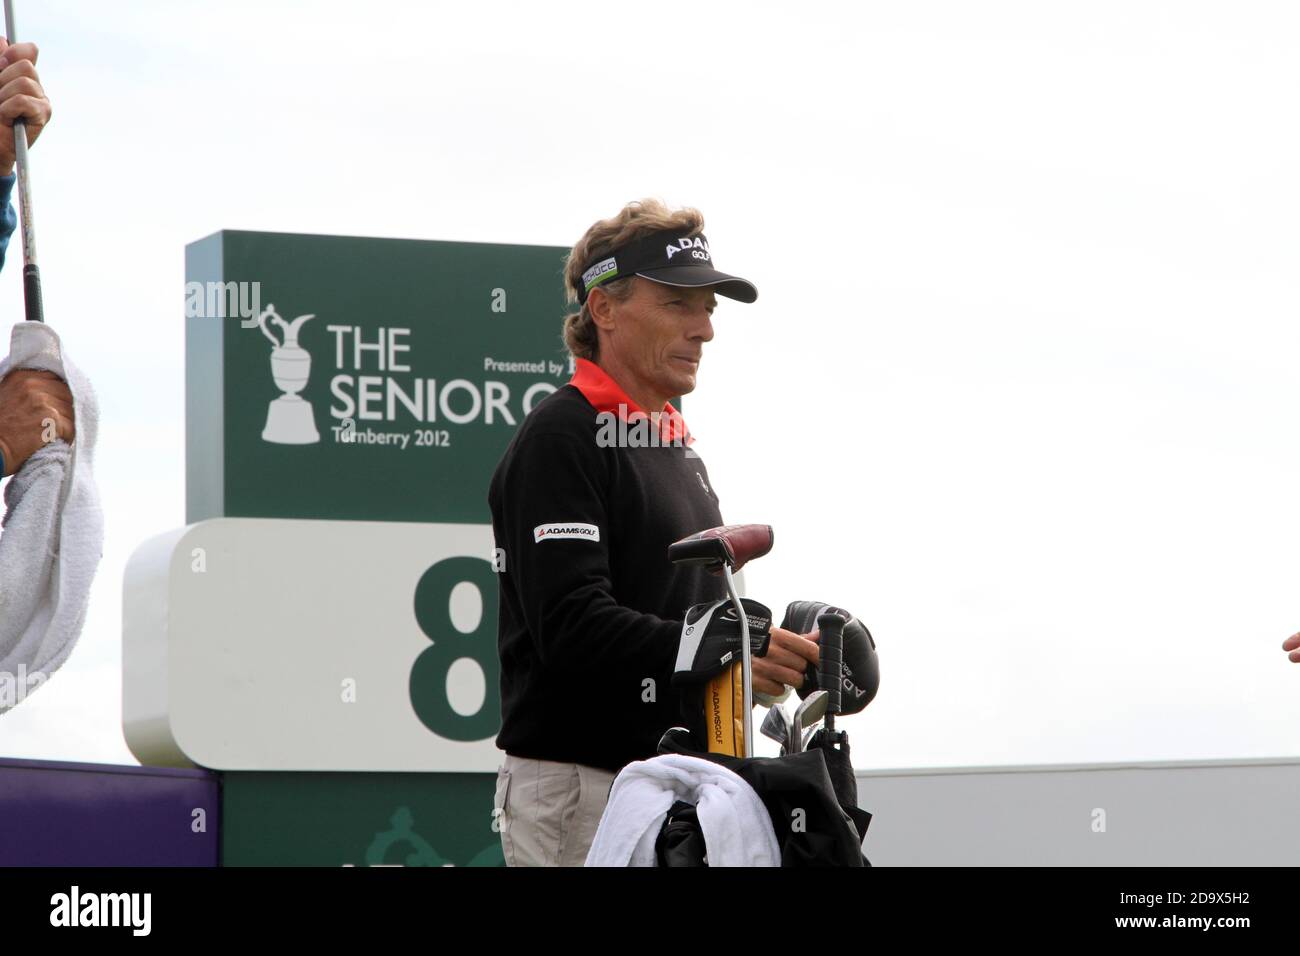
[183,229,575,524]
[124,230,590,865]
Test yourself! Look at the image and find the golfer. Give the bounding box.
[489,199,820,866]
[0,36,68,479]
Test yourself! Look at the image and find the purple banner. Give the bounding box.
[0,758,219,866]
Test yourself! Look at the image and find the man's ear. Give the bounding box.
[587,286,616,333]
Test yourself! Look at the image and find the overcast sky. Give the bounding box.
[2,0,1299,769]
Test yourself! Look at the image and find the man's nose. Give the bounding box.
[690,308,714,342]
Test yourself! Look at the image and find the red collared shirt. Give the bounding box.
[567,357,693,446]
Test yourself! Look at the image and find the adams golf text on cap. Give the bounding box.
[577,229,758,304]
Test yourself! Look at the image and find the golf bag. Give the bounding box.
[643,525,876,866]
[653,726,871,867]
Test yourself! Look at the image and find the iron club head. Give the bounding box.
[760,703,791,752]
[791,690,828,754]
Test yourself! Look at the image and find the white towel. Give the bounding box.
[585,754,781,867]
[0,320,103,714]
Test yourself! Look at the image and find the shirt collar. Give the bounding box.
[568,357,693,445]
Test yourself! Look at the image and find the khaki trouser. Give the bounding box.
[494,754,617,867]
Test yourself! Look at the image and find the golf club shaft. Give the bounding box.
[3,0,42,323]
[722,564,753,757]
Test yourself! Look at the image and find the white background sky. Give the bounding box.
[1,0,1298,769]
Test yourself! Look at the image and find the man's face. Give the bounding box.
[601,278,717,402]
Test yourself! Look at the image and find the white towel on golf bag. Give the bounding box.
[585,754,781,867]
[0,320,103,714]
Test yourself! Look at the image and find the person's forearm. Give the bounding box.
[526,576,681,683]
[0,172,16,274]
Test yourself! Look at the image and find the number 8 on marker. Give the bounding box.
[409,556,500,741]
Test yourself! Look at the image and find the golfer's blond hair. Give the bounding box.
[562,199,705,362]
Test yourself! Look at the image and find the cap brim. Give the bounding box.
[635,267,758,304]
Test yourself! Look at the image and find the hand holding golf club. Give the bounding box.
[751,623,820,697]
[0,36,47,177]
[0,367,74,475]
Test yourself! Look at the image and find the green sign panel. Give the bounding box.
[220,771,503,867]
[185,229,574,524]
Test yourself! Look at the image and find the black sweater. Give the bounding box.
[489,379,727,772]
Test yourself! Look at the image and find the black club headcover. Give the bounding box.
[781,601,879,714]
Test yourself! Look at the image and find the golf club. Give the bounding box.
[790,689,827,754]
[2,0,42,323]
[783,601,879,715]
[668,524,775,757]
[817,612,846,740]
[760,702,791,753]
[721,564,752,755]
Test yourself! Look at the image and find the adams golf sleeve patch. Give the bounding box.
[533,522,600,543]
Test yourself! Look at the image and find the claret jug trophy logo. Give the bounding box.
[258,303,321,444]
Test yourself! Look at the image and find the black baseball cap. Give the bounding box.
[577,229,758,305]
